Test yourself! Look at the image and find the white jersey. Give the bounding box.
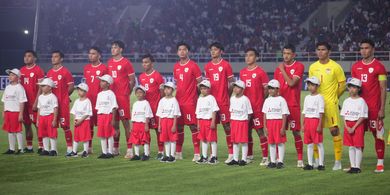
[1,83,27,112]
[230,95,253,121]
[70,98,93,120]
[156,97,181,118]
[262,96,290,120]
[95,90,118,114]
[196,95,220,119]
[131,100,153,123]
[341,97,368,121]
[302,94,325,118]
[37,93,58,116]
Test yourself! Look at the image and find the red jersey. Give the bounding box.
[239,66,269,112]
[47,66,74,103]
[138,70,165,113]
[83,63,108,105]
[204,59,234,106]
[173,59,202,106]
[351,58,387,110]
[20,64,45,104]
[274,61,304,108]
[107,57,135,96]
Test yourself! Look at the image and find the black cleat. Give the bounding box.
[267,162,277,168]
[49,150,57,156]
[276,162,284,169]
[208,156,218,165]
[81,151,88,158]
[66,151,77,157]
[239,160,247,166]
[141,155,150,161]
[317,165,325,171]
[98,153,107,159]
[196,156,208,164]
[227,160,239,166]
[156,153,163,160]
[355,168,361,173]
[160,156,169,162]
[40,150,50,156]
[303,164,314,170]
[130,155,141,161]
[3,149,15,154]
[15,149,24,155]
[106,153,114,158]
[37,148,43,154]
[24,148,34,153]
[167,156,176,163]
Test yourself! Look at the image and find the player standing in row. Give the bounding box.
[46,50,75,155]
[107,41,136,158]
[83,47,108,154]
[173,42,202,161]
[138,54,165,159]
[239,48,269,165]
[309,42,346,170]
[204,42,235,163]
[20,50,45,153]
[351,39,387,173]
[273,44,305,167]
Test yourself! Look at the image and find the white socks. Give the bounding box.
[270,144,276,163]
[242,143,248,161]
[134,145,140,156]
[50,139,57,151]
[277,143,285,163]
[83,142,89,152]
[307,144,314,165]
[101,138,108,154]
[43,137,50,151]
[107,136,114,154]
[307,143,324,166]
[211,142,217,157]
[232,143,247,161]
[317,143,324,166]
[164,142,176,157]
[201,142,208,158]
[144,144,150,156]
[16,132,23,150]
[73,141,89,153]
[73,141,78,153]
[349,146,363,168]
[233,144,239,161]
[8,133,16,151]
[170,142,176,157]
[201,142,218,158]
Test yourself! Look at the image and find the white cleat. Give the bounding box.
[297,160,304,168]
[259,158,269,166]
[175,152,183,160]
[192,154,201,162]
[225,154,234,164]
[332,160,342,171]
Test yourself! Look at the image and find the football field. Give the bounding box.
[0,91,389,194]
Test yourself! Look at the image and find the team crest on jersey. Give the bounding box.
[150,78,154,83]
[290,69,295,75]
[218,67,223,72]
[184,67,189,72]
[117,65,122,70]
[369,68,374,73]
[252,73,257,78]
[96,70,101,75]
[30,72,34,77]
[58,75,62,80]
[326,68,331,74]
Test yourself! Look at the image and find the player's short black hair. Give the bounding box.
[89,46,102,54]
[245,48,259,57]
[316,41,331,50]
[283,44,296,53]
[360,39,375,48]
[52,50,64,59]
[176,41,191,51]
[209,42,224,51]
[24,50,37,58]
[111,40,125,50]
[142,53,155,62]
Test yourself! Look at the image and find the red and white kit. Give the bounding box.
[341,97,368,148]
[229,95,253,143]
[262,96,290,144]
[129,100,153,145]
[196,95,220,142]
[37,93,58,138]
[2,83,28,133]
[95,90,118,138]
[156,97,181,142]
[70,98,93,142]
[302,94,325,144]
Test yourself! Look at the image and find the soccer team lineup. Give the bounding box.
[2,39,389,175]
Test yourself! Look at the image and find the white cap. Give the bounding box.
[37,78,56,88]
[267,79,280,88]
[232,80,245,89]
[198,80,211,88]
[163,82,176,90]
[97,74,113,85]
[6,68,21,77]
[305,76,320,85]
[77,83,89,92]
[348,77,362,87]
[134,85,147,93]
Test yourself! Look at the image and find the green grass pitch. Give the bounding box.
[0,91,389,194]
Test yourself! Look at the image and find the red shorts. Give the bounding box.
[365,109,378,132]
[216,105,230,124]
[267,119,286,144]
[74,120,92,142]
[58,101,70,128]
[159,118,177,142]
[23,104,37,125]
[231,120,249,143]
[303,118,323,144]
[115,95,131,121]
[38,114,57,138]
[129,122,151,145]
[197,119,217,142]
[3,111,23,133]
[97,114,115,138]
[343,120,365,147]
[249,112,264,129]
[178,105,196,125]
[287,107,301,131]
